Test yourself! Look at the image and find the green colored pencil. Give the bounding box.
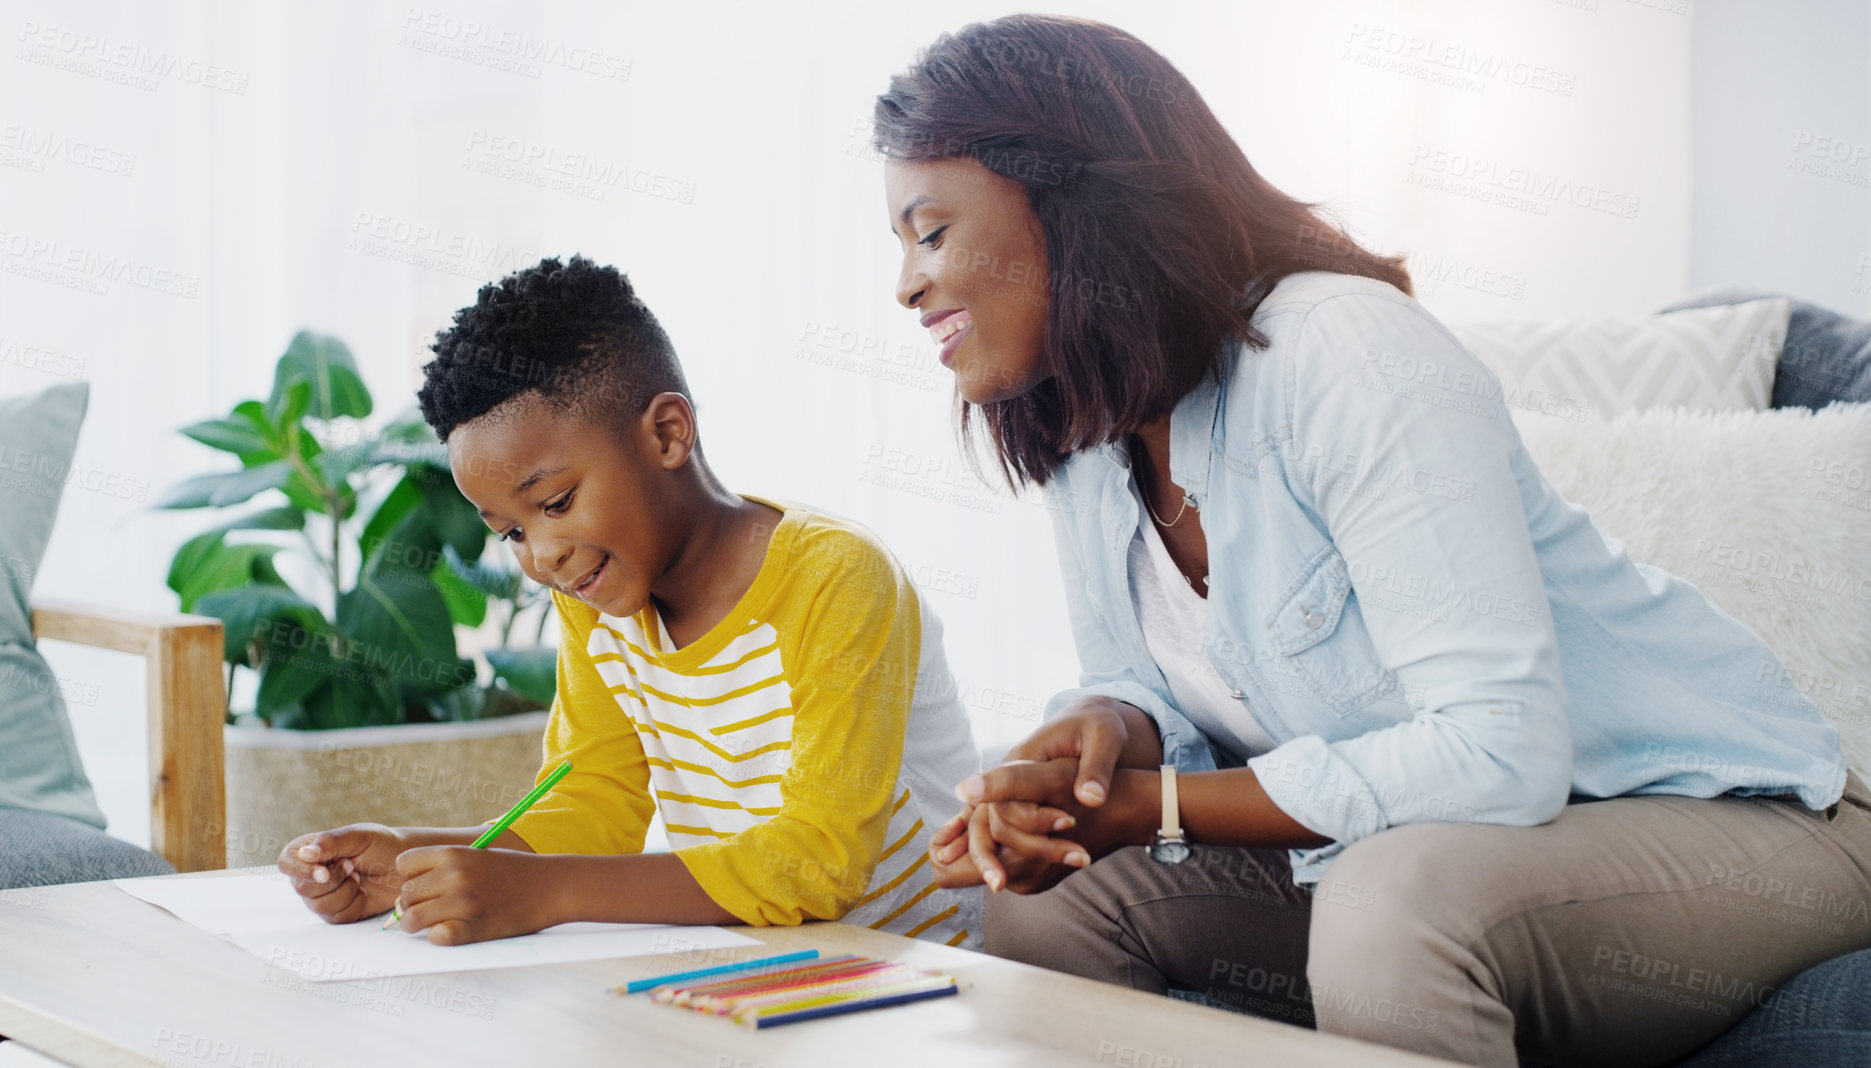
[379,758,573,930]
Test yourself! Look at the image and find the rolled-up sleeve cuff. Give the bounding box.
[1044,682,1219,773]
[1286,842,1347,887]
[1159,716,1220,774]
[1247,735,1387,846]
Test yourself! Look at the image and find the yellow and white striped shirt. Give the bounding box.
[508,498,982,949]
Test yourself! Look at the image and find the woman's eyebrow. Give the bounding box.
[897,194,936,226]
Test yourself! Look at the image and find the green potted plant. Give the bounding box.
[157,331,559,865]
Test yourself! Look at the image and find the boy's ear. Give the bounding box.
[642,392,698,471]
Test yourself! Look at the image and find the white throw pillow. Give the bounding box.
[1512,402,1871,781]
[1452,298,1790,421]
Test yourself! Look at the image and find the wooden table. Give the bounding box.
[0,871,1456,1067]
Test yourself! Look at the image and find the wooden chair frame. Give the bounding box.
[28,597,226,872]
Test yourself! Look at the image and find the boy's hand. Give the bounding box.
[279,823,409,924]
[390,846,558,945]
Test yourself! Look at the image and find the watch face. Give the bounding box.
[1150,837,1191,865]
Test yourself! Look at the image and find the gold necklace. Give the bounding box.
[1129,435,1198,529]
[1146,489,1196,528]
[1138,478,1208,587]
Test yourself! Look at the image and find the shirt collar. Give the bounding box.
[1166,366,1223,507]
[1091,351,1229,498]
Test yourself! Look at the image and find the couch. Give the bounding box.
[1645,290,1871,1066]
[1178,291,1871,1066]
[0,380,226,889]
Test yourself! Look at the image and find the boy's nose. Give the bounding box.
[524,538,575,582]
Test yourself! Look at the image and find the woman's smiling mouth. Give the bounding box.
[928,310,972,365]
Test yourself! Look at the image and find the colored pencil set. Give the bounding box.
[618,950,959,1029]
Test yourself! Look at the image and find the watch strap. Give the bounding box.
[1159,763,1181,839]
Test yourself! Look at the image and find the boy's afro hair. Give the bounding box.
[418,255,688,442]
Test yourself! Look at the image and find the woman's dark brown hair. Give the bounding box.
[874,15,1411,487]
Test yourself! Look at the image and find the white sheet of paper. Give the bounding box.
[115,870,759,982]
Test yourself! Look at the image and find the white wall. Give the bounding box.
[1689,0,1871,315]
[0,0,1694,847]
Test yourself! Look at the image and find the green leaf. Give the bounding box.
[414,464,489,561]
[425,686,487,722]
[195,584,326,663]
[360,475,424,553]
[485,646,557,705]
[443,543,520,599]
[355,425,474,563]
[300,669,400,729]
[252,552,288,587]
[372,438,448,469]
[154,461,293,510]
[431,554,489,627]
[314,438,379,486]
[400,655,477,699]
[256,664,328,725]
[337,552,466,692]
[212,461,294,506]
[204,507,305,534]
[268,332,372,423]
[166,533,286,613]
[360,510,443,582]
[232,400,277,437]
[181,415,276,464]
[266,701,311,730]
[378,405,439,445]
[152,475,219,510]
[253,613,339,713]
[275,419,332,515]
[372,407,447,467]
[166,532,225,604]
[273,379,312,431]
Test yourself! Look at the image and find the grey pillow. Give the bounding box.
[0,808,171,889]
[1662,287,1871,410]
[0,380,104,828]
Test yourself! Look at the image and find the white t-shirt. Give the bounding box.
[1127,484,1277,763]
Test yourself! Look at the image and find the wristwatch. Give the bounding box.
[1148,764,1191,864]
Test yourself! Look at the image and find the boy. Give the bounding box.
[278,256,982,950]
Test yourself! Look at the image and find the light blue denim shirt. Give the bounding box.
[1041,271,1848,885]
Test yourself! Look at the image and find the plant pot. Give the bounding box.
[221,710,550,867]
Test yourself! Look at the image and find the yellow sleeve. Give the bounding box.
[507,590,657,855]
[674,540,919,925]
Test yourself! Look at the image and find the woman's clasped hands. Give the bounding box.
[930,699,1163,894]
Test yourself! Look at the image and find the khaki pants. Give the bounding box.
[985,772,1871,1067]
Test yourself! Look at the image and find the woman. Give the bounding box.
[873,15,1871,1068]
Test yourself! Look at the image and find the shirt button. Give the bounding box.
[1303,609,1326,629]
[1230,689,1244,700]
